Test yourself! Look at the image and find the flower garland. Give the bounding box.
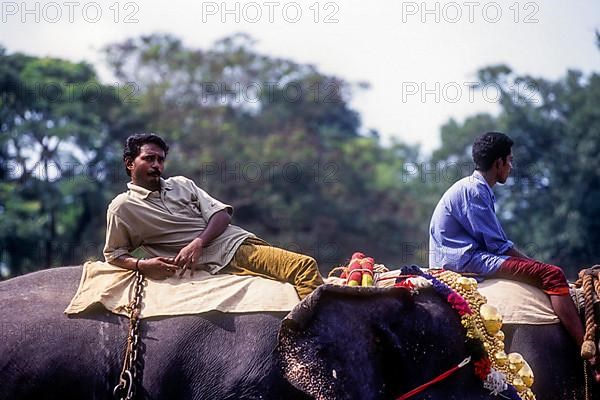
[397,265,535,400]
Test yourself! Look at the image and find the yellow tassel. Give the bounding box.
[581,340,596,360]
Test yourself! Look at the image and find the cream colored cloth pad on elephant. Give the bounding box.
[476,279,559,324]
[65,261,300,318]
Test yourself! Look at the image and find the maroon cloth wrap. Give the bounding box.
[496,257,570,296]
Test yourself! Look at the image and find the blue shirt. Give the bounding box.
[428,171,514,275]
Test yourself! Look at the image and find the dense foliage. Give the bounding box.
[1,33,598,279]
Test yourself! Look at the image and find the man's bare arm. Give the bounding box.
[108,254,140,271]
[174,210,232,273]
[110,254,179,279]
[196,210,231,244]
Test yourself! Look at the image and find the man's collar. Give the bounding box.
[127,177,172,199]
[472,170,495,201]
[161,178,173,191]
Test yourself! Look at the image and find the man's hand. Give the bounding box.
[174,238,204,278]
[138,257,179,280]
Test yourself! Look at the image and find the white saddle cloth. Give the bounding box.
[478,278,559,324]
[65,261,300,319]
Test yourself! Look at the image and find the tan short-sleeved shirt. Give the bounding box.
[103,176,256,274]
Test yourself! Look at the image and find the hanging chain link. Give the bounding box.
[113,270,145,400]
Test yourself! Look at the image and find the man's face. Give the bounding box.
[497,150,513,184]
[126,143,166,190]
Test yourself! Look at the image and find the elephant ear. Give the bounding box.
[276,284,413,400]
[277,318,337,399]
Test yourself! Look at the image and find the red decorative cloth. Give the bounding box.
[496,257,570,296]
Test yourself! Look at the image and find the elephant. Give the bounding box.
[0,265,507,400]
[502,320,593,400]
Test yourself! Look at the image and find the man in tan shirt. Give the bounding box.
[104,133,323,299]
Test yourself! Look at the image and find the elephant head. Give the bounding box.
[277,284,493,400]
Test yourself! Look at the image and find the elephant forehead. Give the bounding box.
[275,284,425,399]
[281,284,414,330]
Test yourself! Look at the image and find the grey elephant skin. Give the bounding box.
[2,266,519,399]
[502,323,593,400]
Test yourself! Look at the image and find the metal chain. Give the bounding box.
[584,360,590,400]
[113,270,145,400]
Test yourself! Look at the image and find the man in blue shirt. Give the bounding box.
[429,132,583,349]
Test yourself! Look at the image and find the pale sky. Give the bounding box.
[1,0,599,153]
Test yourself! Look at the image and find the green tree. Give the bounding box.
[0,46,142,276]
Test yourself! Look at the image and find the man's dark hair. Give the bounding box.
[472,132,514,171]
[123,133,169,176]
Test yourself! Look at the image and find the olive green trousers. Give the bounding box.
[222,238,323,299]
